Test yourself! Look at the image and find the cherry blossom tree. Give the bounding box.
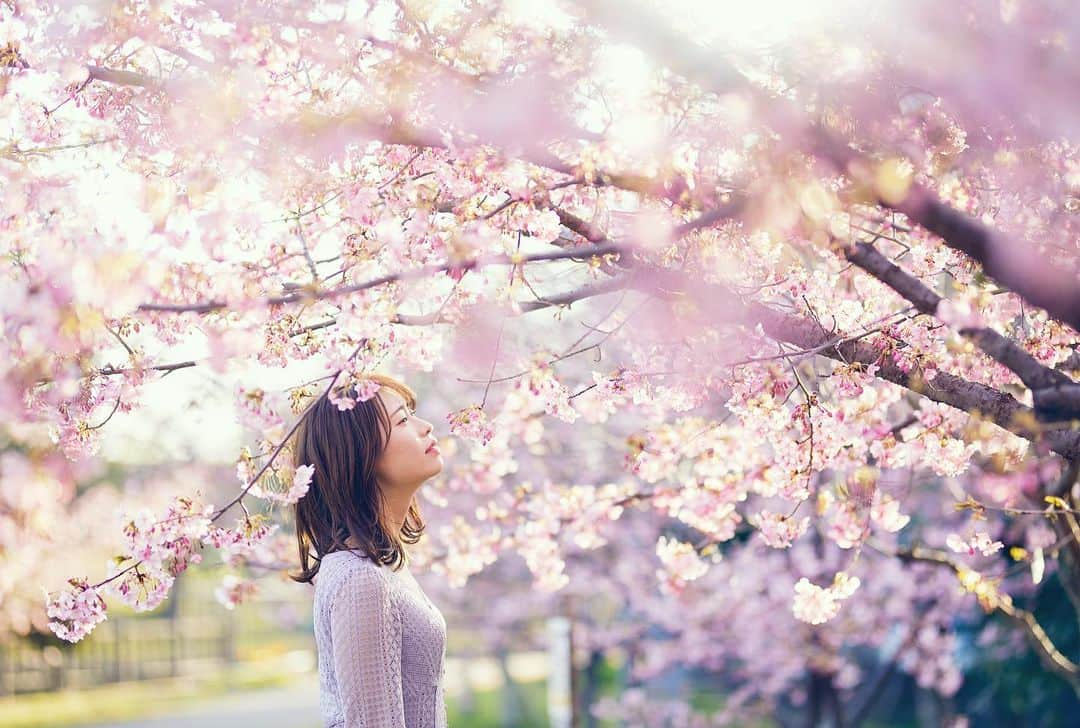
[3,0,1080,722]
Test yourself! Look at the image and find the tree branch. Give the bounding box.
[92,270,639,379]
[886,542,1080,698]
[637,265,1080,461]
[549,204,1080,460]
[814,131,1080,336]
[576,0,1080,336]
[136,241,623,314]
[841,241,1078,421]
[85,65,166,88]
[79,62,681,205]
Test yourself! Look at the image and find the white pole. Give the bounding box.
[546,616,573,728]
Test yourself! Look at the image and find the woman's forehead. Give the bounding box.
[378,388,405,408]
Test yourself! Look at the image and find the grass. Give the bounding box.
[1,641,762,728]
[0,656,307,728]
[449,678,550,727]
[0,655,552,728]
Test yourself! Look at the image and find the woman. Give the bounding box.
[290,372,447,728]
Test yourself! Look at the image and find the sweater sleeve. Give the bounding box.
[329,565,406,728]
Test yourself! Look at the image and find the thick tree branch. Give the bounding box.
[842,241,1079,422]
[576,0,1080,336]
[637,265,1080,461]
[815,132,1080,336]
[1028,382,1080,426]
[548,204,1080,460]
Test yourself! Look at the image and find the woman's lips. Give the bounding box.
[426,443,440,454]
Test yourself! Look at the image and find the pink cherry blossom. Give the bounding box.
[203,515,279,568]
[749,510,810,548]
[870,492,911,533]
[214,574,259,610]
[935,298,986,330]
[827,503,869,549]
[655,536,711,595]
[112,563,175,612]
[43,578,107,643]
[945,530,1004,557]
[792,571,861,625]
[792,577,841,625]
[3,1,1078,721]
[446,404,496,445]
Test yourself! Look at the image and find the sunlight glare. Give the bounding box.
[657,0,859,49]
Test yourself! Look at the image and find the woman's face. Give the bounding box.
[372,388,443,497]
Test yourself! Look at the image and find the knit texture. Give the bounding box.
[314,550,447,728]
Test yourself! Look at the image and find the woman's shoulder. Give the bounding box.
[320,552,408,612]
[320,549,378,570]
[322,550,406,584]
[317,551,383,595]
[324,548,414,569]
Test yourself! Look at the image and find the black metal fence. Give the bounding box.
[0,611,244,694]
[0,570,312,696]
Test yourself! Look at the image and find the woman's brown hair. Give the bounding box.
[288,372,426,584]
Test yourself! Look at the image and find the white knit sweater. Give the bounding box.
[313,550,447,727]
